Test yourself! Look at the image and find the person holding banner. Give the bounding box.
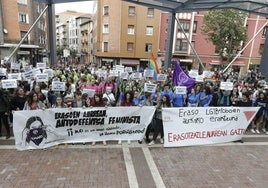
[91,93,107,146]
[23,91,44,110]
[149,94,172,146]
[187,88,200,107]
[0,88,11,139]
[199,86,213,107]
[52,95,67,108]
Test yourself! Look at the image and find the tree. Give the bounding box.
[201,9,248,62]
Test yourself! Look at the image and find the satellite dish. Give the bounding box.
[3,28,8,34]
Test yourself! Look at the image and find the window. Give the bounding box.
[17,0,27,5]
[262,26,268,38]
[128,6,135,16]
[128,25,134,35]
[127,43,134,51]
[147,8,154,17]
[103,24,109,34]
[18,13,28,23]
[178,21,190,32]
[146,26,153,35]
[21,31,29,44]
[103,42,108,52]
[175,39,187,51]
[145,43,152,52]
[193,21,197,33]
[103,6,109,16]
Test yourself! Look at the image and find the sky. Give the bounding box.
[55,1,95,14]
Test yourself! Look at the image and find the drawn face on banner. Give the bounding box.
[24,116,47,146]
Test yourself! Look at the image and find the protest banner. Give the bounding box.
[174,86,187,95]
[115,65,125,73]
[82,88,96,98]
[162,107,259,147]
[52,81,66,91]
[157,74,167,82]
[43,69,54,79]
[36,62,46,70]
[144,69,154,78]
[8,73,22,81]
[144,83,157,93]
[109,70,118,77]
[0,68,6,77]
[220,82,234,90]
[13,106,156,150]
[132,72,142,80]
[35,74,48,82]
[120,72,129,80]
[11,62,21,70]
[1,79,17,89]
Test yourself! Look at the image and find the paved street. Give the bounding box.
[0,134,268,188]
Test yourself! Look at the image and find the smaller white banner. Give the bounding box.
[52,81,66,91]
[36,63,46,70]
[0,68,6,76]
[1,79,17,89]
[220,82,234,90]
[175,86,187,95]
[8,73,22,81]
[120,72,129,80]
[188,69,198,78]
[144,83,157,93]
[11,62,21,70]
[115,65,125,72]
[109,70,118,77]
[125,67,133,73]
[43,69,54,79]
[82,88,96,98]
[157,74,167,82]
[35,74,48,82]
[144,69,154,78]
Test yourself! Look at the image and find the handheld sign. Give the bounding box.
[1,79,17,89]
[132,72,142,80]
[8,73,22,81]
[188,69,198,78]
[220,82,233,91]
[120,72,129,80]
[0,68,6,77]
[157,74,167,82]
[109,70,118,77]
[35,74,48,82]
[144,83,157,93]
[82,89,96,98]
[36,63,46,70]
[144,69,154,78]
[11,62,21,70]
[43,69,54,79]
[52,81,66,91]
[175,86,187,95]
[125,67,133,73]
[115,65,125,73]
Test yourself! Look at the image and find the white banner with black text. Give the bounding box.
[162,107,259,147]
[13,106,156,150]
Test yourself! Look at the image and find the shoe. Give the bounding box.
[148,140,155,146]
[103,141,107,146]
[91,142,96,146]
[127,140,131,145]
[266,132,268,135]
[250,129,256,133]
[255,129,260,134]
[138,140,142,144]
[262,128,267,133]
[83,142,86,145]
[160,138,164,144]
[145,138,151,144]
[118,140,122,145]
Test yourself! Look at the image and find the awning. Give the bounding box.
[210,60,221,65]
[121,59,140,65]
[232,60,245,66]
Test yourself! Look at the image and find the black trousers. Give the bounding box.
[152,118,163,141]
[0,111,10,136]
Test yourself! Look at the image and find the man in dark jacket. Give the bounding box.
[0,88,11,139]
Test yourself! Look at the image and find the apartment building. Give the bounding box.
[159,11,267,74]
[80,19,94,64]
[0,0,47,65]
[95,0,161,70]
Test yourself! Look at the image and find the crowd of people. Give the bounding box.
[0,63,267,146]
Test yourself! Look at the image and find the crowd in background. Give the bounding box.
[0,63,267,145]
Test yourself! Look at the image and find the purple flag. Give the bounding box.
[172,61,195,92]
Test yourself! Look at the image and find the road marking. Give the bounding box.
[123,147,139,188]
[142,148,166,188]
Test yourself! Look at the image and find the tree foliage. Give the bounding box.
[201,9,248,62]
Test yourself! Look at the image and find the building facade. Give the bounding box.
[94,0,161,70]
[0,0,48,65]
